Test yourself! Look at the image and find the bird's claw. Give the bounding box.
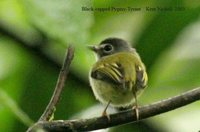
[132,105,139,120]
[102,111,111,121]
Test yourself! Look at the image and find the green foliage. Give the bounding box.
[21,0,94,79]
[0,0,200,131]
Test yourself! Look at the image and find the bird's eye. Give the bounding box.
[103,44,113,53]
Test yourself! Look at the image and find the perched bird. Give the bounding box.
[88,38,148,120]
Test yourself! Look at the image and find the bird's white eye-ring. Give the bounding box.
[103,44,113,53]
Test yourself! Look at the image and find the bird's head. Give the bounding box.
[88,38,134,59]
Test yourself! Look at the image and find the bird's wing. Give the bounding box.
[91,52,148,91]
[91,62,124,84]
[135,65,148,89]
[120,53,147,91]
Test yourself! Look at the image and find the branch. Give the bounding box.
[3,22,200,131]
[39,46,74,121]
[0,21,87,86]
[28,87,200,132]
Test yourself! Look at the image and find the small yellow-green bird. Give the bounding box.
[88,38,148,120]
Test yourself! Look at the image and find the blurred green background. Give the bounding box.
[0,0,200,132]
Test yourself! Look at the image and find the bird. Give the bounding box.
[88,37,148,120]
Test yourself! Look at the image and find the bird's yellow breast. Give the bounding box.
[89,52,146,107]
[89,77,136,107]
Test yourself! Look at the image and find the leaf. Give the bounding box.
[0,38,35,131]
[21,0,94,79]
[21,0,92,45]
[140,16,200,132]
[0,0,42,44]
[0,89,33,126]
[136,5,200,70]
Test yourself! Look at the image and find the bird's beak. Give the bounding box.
[87,45,99,52]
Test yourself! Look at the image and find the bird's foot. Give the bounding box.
[101,101,111,121]
[132,105,139,120]
[101,110,111,121]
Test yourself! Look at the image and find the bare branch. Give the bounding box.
[4,21,199,131]
[29,87,200,132]
[39,46,74,121]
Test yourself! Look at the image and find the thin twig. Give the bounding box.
[39,46,74,121]
[0,21,88,87]
[29,87,200,132]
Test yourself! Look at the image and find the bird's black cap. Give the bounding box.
[100,37,131,49]
[89,37,133,59]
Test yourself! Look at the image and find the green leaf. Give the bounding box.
[0,38,35,131]
[0,89,33,126]
[0,0,43,44]
[140,18,200,132]
[136,6,200,70]
[21,0,94,79]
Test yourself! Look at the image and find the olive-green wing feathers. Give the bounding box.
[135,65,148,89]
[91,63,124,84]
[91,52,147,91]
